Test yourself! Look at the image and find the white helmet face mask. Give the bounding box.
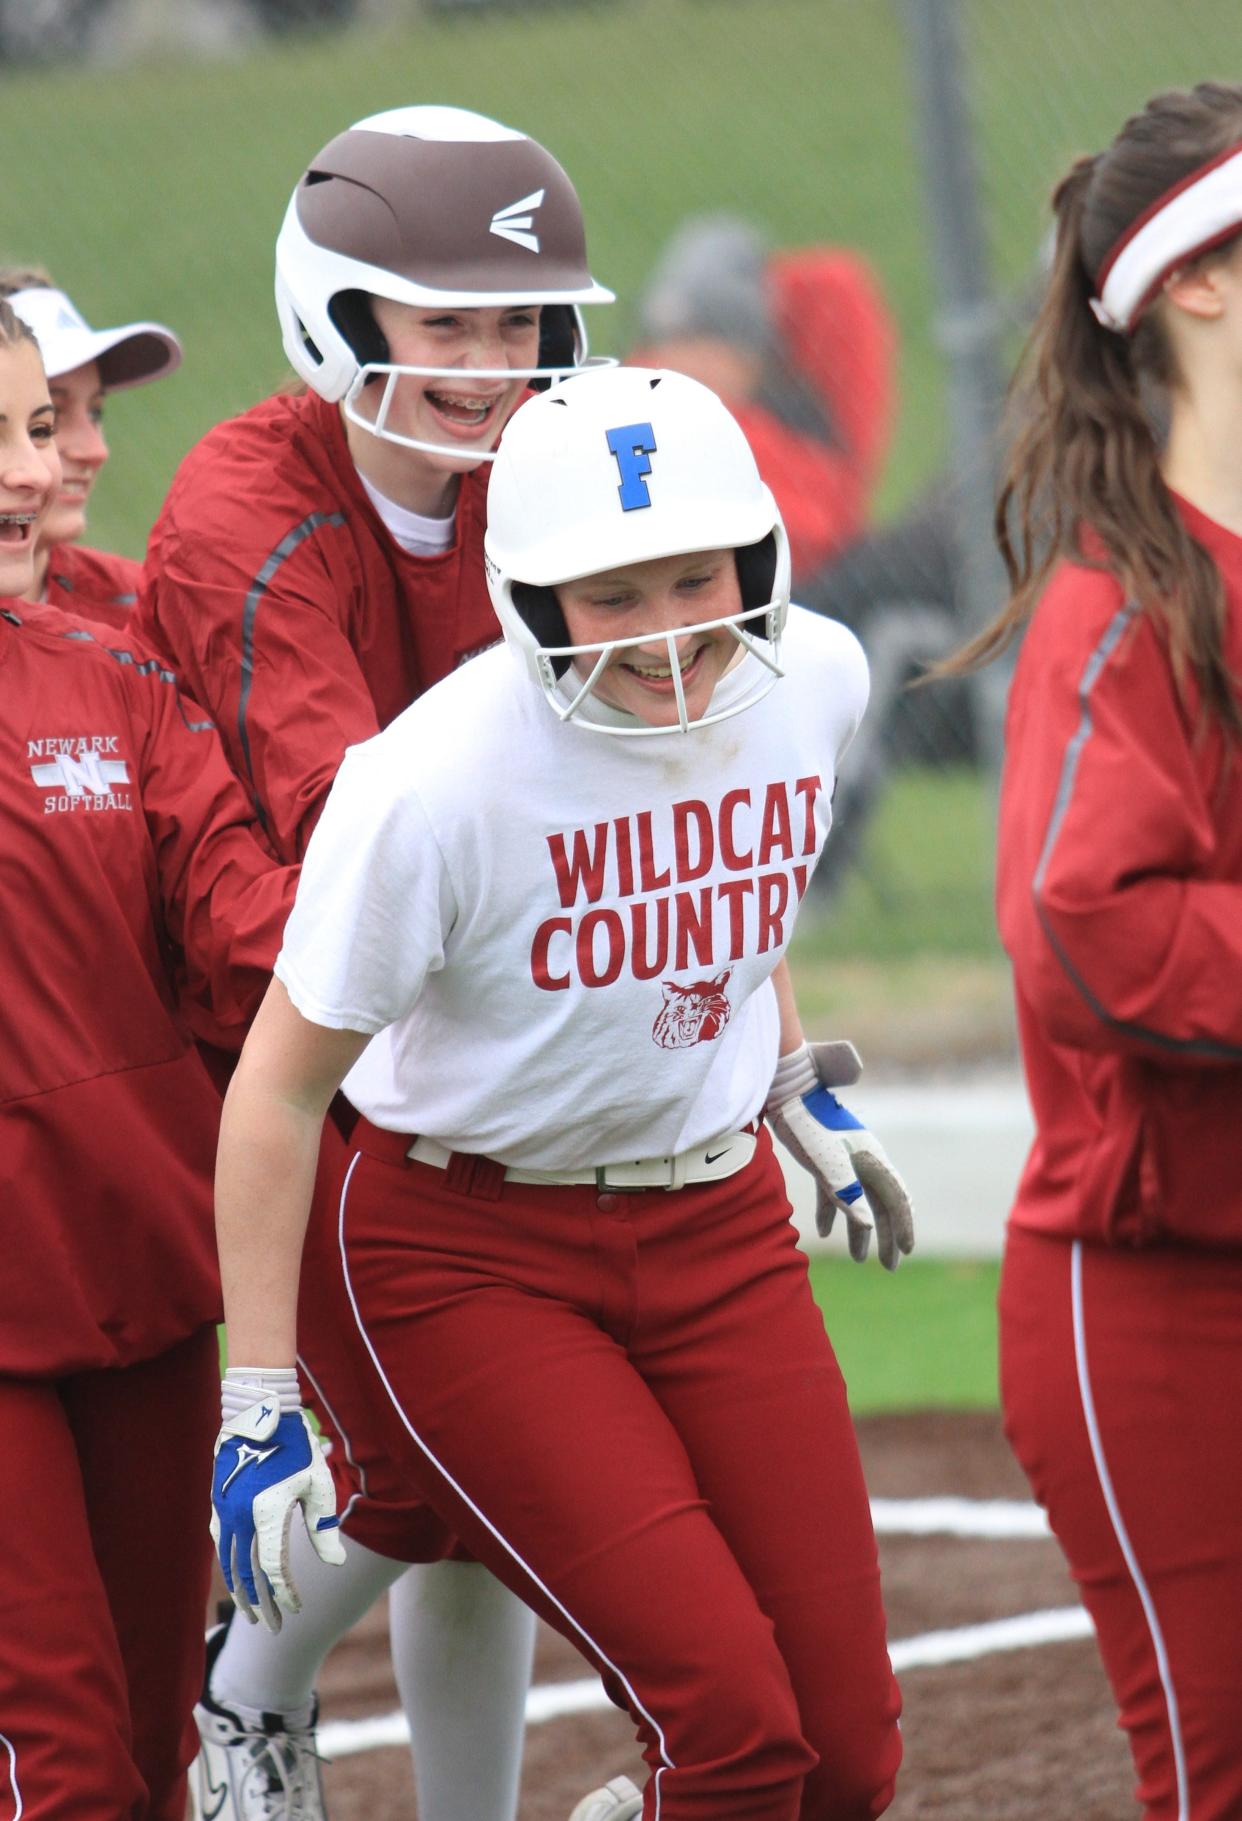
[485,366,791,737]
[274,105,615,459]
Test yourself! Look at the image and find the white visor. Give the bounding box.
[1091,142,1242,333]
[7,287,182,390]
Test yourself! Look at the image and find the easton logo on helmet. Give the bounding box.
[489,189,546,253]
[605,421,657,511]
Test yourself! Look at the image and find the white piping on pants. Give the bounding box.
[1070,1239,1189,1821]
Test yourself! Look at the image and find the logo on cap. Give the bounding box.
[489,189,545,254]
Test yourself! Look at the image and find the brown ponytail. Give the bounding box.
[944,82,1242,739]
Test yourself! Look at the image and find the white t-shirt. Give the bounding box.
[357,471,456,556]
[276,607,868,1169]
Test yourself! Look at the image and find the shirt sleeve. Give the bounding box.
[275,741,457,1036]
[141,497,380,865]
[128,666,298,1040]
[997,601,1242,1063]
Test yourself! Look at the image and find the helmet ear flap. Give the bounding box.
[734,533,778,627]
[328,290,390,372]
[532,305,579,392]
[512,582,573,675]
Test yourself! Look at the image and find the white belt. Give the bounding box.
[405,1129,759,1192]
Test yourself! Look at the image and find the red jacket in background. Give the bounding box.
[633,249,897,583]
[997,497,1242,1251]
[44,542,141,629]
[0,609,295,1376]
[0,542,141,635]
[133,388,501,866]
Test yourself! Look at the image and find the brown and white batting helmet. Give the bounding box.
[275,104,614,408]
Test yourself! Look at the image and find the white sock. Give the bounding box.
[211,1525,406,1716]
[389,1560,536,1821]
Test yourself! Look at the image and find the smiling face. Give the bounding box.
[42,359,107,549]
[346,297,542,510]
[554,548,746,727]
[0,338,61,597]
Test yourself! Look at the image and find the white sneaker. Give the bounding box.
[189,1619,328,1821]
[568,1775,643,1821]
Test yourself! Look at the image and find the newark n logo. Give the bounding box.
[28,733,133,813]
[490,189,545,253]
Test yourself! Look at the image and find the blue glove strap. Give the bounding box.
[802,1087,866,1203]
[803,1085,864,1131]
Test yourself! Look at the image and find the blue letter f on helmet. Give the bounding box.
[606,421,657,510]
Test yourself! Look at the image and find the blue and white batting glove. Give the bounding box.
[766,1039,915,1271]
[210,1366,346,1633]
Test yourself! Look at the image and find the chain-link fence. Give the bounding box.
[3,0,1238,958]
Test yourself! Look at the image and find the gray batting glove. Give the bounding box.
[766,1039,915,1270]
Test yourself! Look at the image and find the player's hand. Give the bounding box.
[210,1397,346,1632]
[766,1039,915,1271]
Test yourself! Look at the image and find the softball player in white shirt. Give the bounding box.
[209,366,914,1821]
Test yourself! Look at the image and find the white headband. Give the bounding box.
[1090,141,1242,334]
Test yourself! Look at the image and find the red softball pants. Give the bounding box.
[1000,1226,1242,1821]
[0,1325,218,1821]
[321,1121,901,1820]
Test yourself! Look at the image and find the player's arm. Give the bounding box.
[216,977,368,1363]
[210,977,368,1630]
[1000,612,1242,1062]
[128,664,297,1036]
[210,734,448,1627]
[145,517,381,863]
[765,957,915,1270]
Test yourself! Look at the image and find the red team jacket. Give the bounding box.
[43,542,142,630]
[0,608,293,1376]
[0,542,141,636]
[134,388,501,865]
[997,497,1242,1252]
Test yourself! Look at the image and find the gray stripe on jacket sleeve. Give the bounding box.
[238,510,347,833]
[1031,601,1242,1060]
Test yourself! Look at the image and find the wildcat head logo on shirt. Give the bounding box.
[652,969,733,1049]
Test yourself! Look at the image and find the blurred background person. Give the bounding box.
[629,212,897,595]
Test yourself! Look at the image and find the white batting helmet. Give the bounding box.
[485,365,790,735]
[275,105,614,452]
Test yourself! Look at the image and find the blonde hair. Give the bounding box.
[0,263,55,297]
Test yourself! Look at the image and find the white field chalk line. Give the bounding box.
[315,1496,1068,1764]
[870,1496,1050,1538]
[316,1606,1093,1761]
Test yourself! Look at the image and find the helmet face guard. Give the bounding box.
[511,592,786,738]
[485,366,791,736]
[274,105,614,457]
[341,325,617,460]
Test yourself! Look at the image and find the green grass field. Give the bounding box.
[808,1256,1000,1413]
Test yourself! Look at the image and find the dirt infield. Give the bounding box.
[306,1411,1137,1820]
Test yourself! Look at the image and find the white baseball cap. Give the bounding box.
[7,286,182,391]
